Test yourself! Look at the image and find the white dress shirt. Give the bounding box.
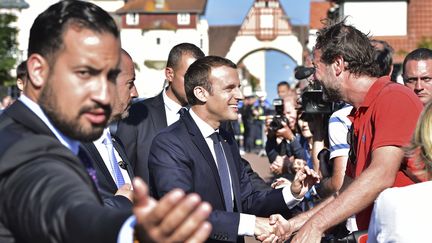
[368,181,432,243]
[93,128,132,185]
[163,89,183,126]
[189,108,302,236]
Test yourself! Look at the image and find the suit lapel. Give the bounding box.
[4,101,55,136]
[149,92,167,130]
[181,112,225,198]
[82,142,117,189]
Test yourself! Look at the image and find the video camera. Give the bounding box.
[268,98,288,132]
[295,66,336,115]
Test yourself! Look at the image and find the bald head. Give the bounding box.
[110,49,138,122]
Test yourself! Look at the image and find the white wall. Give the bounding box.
[242,51,266,91]
[343,1,407,36]
[121,19,209,98]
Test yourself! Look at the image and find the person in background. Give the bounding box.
[402,48,432,105]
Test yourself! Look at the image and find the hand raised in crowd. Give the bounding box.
[291,159,307,174]
[133,178,212,243]
[291,166,320,199]
[271,177,291,189]
[270,155,285,175]
[275,121,296,142]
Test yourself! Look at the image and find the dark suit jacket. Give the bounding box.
[0,101,131,243]
[82,133,134,209]
[148,111,288,243]
[117,92,166,183]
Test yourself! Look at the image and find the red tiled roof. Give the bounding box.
[208,25,241,57]
[116,0,207,14]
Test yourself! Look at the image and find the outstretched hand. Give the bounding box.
[291,166,320,198]
[133,177,212,243]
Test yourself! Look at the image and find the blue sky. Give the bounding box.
[204,0,310,101]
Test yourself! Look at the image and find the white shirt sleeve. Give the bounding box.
[117,216,136,243]
[282,186,303,209]
[238,213,256,236]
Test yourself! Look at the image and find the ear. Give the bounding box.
[165,67,174,82]
[193,86,208,103]
[333,56,345,76]
[27,54,49,89]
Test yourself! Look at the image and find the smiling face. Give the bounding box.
[312,49,343,102]
[203,66,244,128]
[404,59,432,105]
[38,27,121,142]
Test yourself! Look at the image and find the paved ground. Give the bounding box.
[241,151,271,243]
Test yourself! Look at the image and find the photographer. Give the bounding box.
[265,97,305,177]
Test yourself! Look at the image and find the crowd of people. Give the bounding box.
[0,1,431,243]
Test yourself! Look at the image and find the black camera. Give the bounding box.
[268,98,288,132]
[295,66,335,115]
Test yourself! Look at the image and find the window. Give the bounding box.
[177,13,190,25]
[126,13,139,26]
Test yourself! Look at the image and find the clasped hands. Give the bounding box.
[255,166,320,242]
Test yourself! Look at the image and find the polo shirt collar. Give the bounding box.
[358,76,391,109]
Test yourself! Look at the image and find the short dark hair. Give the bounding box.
[16,60,28,81]
[402,48,432,77]
[166,43,205,70]
[28,0,119,66]
[185,56,237,106]
[315,19,381,77]
[277,81,290,88]
[371,39,394,77]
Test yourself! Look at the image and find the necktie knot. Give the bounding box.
[178,107,187,116]
[102,132,112,146]
[209,132,221,144]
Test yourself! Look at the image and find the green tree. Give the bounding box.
[417,37,432,50]
[0,13,18,86]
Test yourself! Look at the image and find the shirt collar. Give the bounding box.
[359,76,392,108]
[94,128,110,145]
[189,108,218,138]
[19,94,80,155]
[163,88,183,114]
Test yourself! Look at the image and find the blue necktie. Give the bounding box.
[78,146,99,188]
[209,132,233,212]
[103,132,125,188]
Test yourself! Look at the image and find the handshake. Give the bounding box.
[255,166,320,243]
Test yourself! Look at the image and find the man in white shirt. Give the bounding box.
[82,49,138,208]
[148,56,320,242]
[0,1,212,242]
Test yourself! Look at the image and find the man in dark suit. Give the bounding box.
[0,1,212,242]
[148,56,319,242]
[118,43,205,182]
[82,49,138,208]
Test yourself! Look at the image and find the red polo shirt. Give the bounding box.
[346,77,423,230]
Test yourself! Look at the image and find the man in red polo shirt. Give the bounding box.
[261,20,423,243]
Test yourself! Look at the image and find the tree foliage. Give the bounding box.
[0,13,18,86]
[418,37,432,50]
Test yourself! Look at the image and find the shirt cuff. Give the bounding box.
[282,186,303,209]
[117,216,136,243]
[238,213,256,236]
